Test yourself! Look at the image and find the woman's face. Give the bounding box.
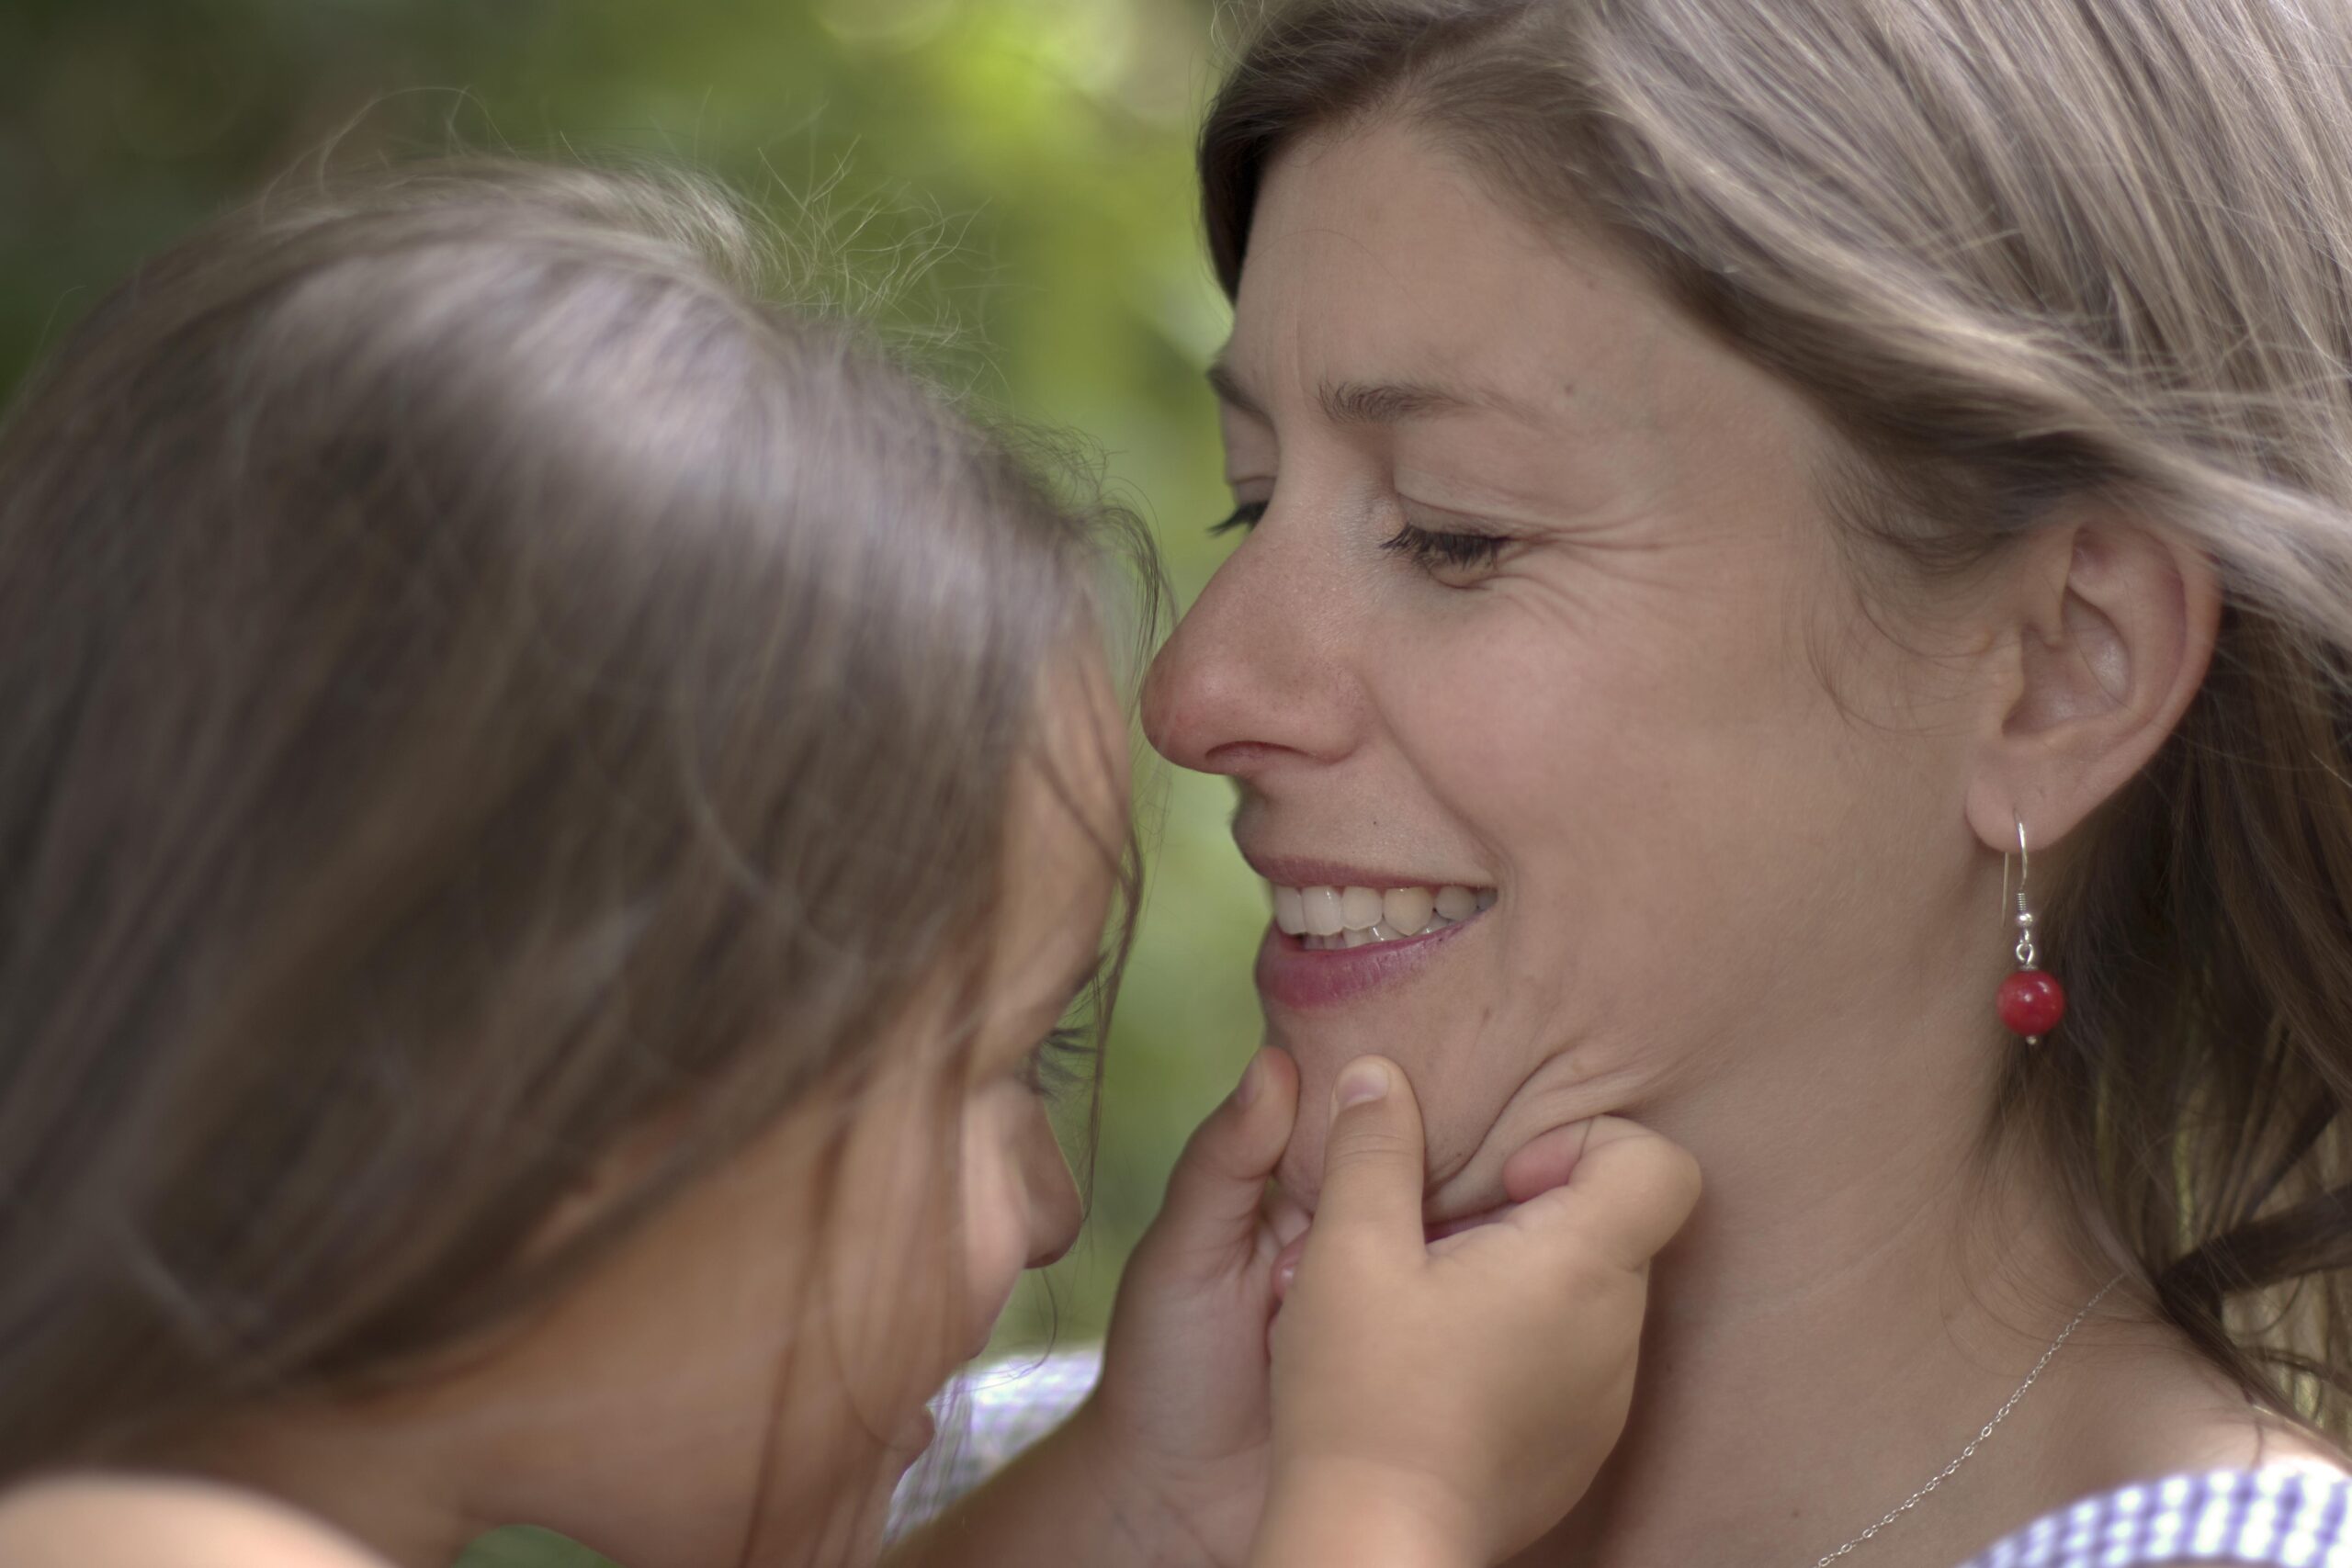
[1145,121,1994,1230]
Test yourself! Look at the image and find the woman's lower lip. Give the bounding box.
[1253,915,1477,1010]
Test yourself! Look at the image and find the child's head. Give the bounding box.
[0,161,1149,1561]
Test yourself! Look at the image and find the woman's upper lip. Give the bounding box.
[1237,844,1490,891]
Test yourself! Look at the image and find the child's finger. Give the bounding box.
[1144,1048,1301,1258]
[1271,1228,1309,1303]
[1507,1119,1702,1273]
[1307,1055,1427,1264]
[1264,1186,1312,1251]
[1501,1118,1594,1204]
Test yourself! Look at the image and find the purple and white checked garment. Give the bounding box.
[888,1348,1105,1535]
[894,1349,2352,1566]
[1961,1467,2352,1568]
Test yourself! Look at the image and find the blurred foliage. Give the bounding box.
[2,0,1270,1560]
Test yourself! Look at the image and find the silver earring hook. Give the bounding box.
[2011,818,2038,970]
[2001,819,2024,929]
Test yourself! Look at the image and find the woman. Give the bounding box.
[1133,0,2352,1562]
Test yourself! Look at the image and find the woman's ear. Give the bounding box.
[1962,509,2222,852]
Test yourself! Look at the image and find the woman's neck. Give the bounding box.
[1520,1021,2184,1568]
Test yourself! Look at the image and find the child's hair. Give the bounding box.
[0,159,1155,1475]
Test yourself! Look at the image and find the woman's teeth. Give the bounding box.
[1270,883,1498,952]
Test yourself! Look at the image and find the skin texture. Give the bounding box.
[1144,119,2339,1566]
[0,654,1128,1568]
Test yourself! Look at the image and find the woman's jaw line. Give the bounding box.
[1267,1109,1523,1238]
[1262,1018,1646,1239]
[1270,987,1674,1241]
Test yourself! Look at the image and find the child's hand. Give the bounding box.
[1061,1046,1305,1565]
[1251,1055,1700,1568]
[892,1050,1300,1568]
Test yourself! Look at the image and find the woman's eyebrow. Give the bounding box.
[1320,378,1468,424]
[1206,355,1541,428]
[1205,358,1272,421]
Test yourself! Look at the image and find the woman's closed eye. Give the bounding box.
[1380,519,1510,577]
[1018,1025,1102,1102]
[1211,496,1516,584]
[1209,500,1268,537]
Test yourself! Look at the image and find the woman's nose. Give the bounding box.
[1141,522,1356,776]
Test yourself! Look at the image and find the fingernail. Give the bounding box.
[1233,1052,1262,1109]
[1334,1058,1390,1110]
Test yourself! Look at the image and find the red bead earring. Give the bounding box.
[1996,818,2065,1043]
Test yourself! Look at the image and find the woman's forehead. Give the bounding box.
[1221,122,1776,453]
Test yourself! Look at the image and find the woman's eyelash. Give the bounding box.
[1213,502,1505,576]
[1381,521,1508,572]
[1211,502,1507,573]
[1020,1025,1101,1101]
[1209,501,1268,536]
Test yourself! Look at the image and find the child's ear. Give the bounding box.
[1962,508,2222,852]
[526,1109,694,1259]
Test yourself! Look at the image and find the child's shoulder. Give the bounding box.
[0,1472,390,1568]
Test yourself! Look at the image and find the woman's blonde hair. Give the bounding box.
[0,160,1155,1473]
[1204,0,2352,1428]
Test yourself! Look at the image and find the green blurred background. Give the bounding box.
[1,0,1266,1558]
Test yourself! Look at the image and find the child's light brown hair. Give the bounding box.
[0,159,1154,1473]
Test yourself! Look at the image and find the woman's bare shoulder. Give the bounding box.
[0,1473,390,1568]
[2055,1330,2350,1482]
[2125,1389,2350,1477]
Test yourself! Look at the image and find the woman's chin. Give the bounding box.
[1271,1103,1512,1233]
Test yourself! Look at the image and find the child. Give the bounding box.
[0,161,1696,1568]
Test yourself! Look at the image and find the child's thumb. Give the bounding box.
[1311,1055,1427,1259]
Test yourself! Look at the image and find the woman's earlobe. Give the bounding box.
[1965,513,2222,852]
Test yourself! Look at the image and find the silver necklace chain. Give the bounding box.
[1810,1274,2126,1568]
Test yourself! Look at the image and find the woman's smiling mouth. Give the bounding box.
[1244,855,1498,1009]
[1270,879,1497,949]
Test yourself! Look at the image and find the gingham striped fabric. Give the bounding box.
[888,1347,1104,1535]
[1960,1468,2352,1568]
